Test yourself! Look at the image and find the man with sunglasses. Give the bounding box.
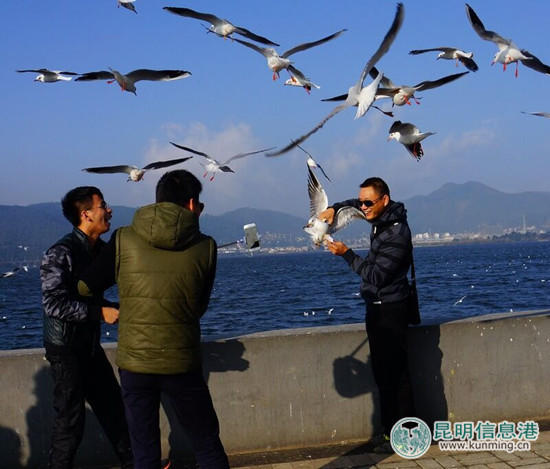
[319,177,415,452]
[78,170,229,469]
[41,186,133,468]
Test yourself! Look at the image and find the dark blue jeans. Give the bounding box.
[119,369,229,469]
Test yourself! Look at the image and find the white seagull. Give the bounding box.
[170,142,275,181]
[232,29,346,80]
[17,69,78,83]
[388,121,435,161]
[521,111,550,119]
[284,67,320,94]
[296,144,331,182]
[75,68,191,95]
[266,2,404,157]
[465,3,550,77]
[1,266,28,278]
[118,0,137,14]
[304,165,365,246]
[163,7,278,46]
[368,66,469,106]
[82,157,192,182]
[409,47,479,72]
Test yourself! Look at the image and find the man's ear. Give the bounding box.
[187,198,196,212]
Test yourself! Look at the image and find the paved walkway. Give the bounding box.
[230,430,550,469]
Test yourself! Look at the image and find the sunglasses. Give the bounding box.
[358,196,383,208]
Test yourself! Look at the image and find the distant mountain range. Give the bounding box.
[1,181,549,261]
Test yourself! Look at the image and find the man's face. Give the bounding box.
[358,186,389,221]
[84,194,112,235]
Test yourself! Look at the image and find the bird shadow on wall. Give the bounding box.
[162,339,250,467]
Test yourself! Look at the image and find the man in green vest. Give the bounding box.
[79,170,229,469]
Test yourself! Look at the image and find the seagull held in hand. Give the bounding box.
[267,2,404,157]
[163,7,278,46]
[75,68,191,95]
[232,29,346,80]
[388,121,435,161]
[304,165,365,246]
[82,157,192,181]
[465,3,550,77]
[118,0,137,13]
[297,144,331,182]
[409,47,478,72]
[170,142,275,181]
[17,69,78,82]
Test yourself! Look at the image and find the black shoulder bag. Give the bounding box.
[407,249,421,325]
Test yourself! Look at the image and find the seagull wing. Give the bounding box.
[390,121,418,135]
[281,29,347,58]
[233,26,279,47]
[17,68,52,74]
[355,2,404,91]
[223,147,276,164]
[266,103,350,157]
[521,111,550,118]
[413,71,469,91]
[298,144,331,182]
[369,66,397,89]
[126,69,191,82]
[332,206,366,233]
[321,93,348,102]
[520,50,550,75]
[465,3,511,46]
[231,37,270,58]
[458,56,479,72]
[82,165,135,174]
[75,70,115,81]
[142,157,193,170]
[409,47,454,55]
[307,166,328,217]
[169,142,219,165]
[162,7,221,25]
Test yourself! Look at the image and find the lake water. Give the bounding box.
[1,241,549,351]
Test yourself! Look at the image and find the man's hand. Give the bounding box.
[317,207,335,225]
[101,306,119,324]
[327,240,349,256]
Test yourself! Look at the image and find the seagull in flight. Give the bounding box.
[409,47,478,72]
[521,111,550,119]
[163,7,278,46]
[368,66,469,106]
[388,121,435,161]
[284,67,320,94]
[75,68,191,95]
[170,142,275,181]
[82,157,192,181]
[297,144,331,182]
[266,2,404,156]
[453,295,467,306]
[118,0,137,14]
[232,29,346,80]
[1,266,28,278]
[304,165,365,246]
[17,69,78,83]
[465,3,550,77]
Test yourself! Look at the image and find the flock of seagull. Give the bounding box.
[16,2,550,245]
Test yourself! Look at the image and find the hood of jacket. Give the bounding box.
[370,200,408,229]
[131,202,201,250]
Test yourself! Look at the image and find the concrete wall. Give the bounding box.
[2,309,550,467]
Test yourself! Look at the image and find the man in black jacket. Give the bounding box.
[320,177,415,450]
[40,186,133,469]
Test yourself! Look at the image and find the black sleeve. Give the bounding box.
[78,231,117,295]
[330,198,361,213]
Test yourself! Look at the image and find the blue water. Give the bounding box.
[1,241,549,351]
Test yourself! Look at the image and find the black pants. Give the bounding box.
[119,369,229,469]
[45,345,133,469]
[366,299,415,435]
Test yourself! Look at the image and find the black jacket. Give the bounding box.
[41,227,105,351]
[334,199,412,303]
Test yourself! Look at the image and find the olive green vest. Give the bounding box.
[115,202,217,374]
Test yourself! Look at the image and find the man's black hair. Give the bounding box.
[156,169,202,207]
[359,177,390,198]
[61,186,103,227]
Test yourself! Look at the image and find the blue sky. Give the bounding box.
[1,0,550,217]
